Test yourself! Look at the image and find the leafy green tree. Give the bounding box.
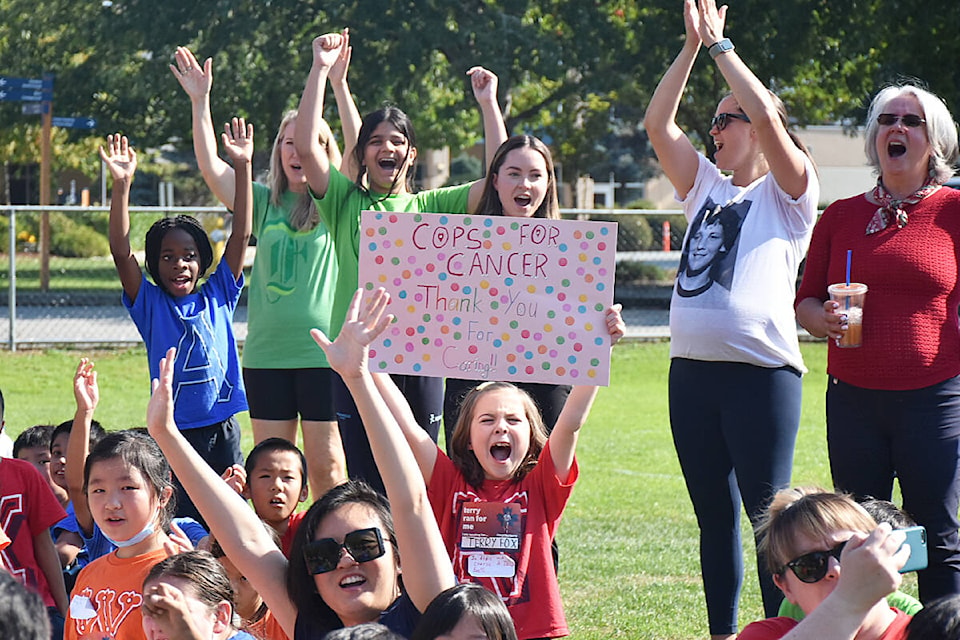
[0,0,957,202]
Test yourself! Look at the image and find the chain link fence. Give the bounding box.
[1,206,682,349]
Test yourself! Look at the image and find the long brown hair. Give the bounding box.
[474,135,560,219]
[449,381,549,489]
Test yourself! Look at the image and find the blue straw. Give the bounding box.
[845,250,852,310]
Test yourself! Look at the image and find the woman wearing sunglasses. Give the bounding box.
[739,487,913,640]
[796,83,960,606]
[643,1,818,637]
[146,344,456,639]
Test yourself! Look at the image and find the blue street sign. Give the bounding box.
[21,102,50,115]
[0,76,53,93]
[0,87,49,102]
[52,116,97,130]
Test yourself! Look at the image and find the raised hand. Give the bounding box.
[221,117,254,164]
[310,288,393,380]
[220,464,246,496]
[467,65,499,106]
[98,134,137,182]
[831,524,907,614]
[146,347,178,440]
[683,0,702,47]
[329,28,352,85]
[170,46,213,101]
[164,520,195,554]
[73,358,99,414]
[697,0,728,47]
[311,31,345,70]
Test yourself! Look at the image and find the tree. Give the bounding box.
[0,0,956,202]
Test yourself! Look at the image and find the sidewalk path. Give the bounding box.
[0,304,671,347]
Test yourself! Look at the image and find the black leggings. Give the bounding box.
[334,373,443,495]
[669,358,801,635]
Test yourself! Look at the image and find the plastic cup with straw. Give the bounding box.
[827,249,867,348]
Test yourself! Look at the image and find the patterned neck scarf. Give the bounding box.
[865,178,940,235]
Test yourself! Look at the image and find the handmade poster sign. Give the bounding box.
[358,211,618,385]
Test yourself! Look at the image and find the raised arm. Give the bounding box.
[311,288,456,612]
[370,372,439,483]
[170,47,236,208]
[698,0,810,198]
[294,32,344,198]
[549,304,624,479]
[220,117,254,280]
[770,526,908,640]
[101,134,141,301]
[642,0,702,200]
[329,28,360,178]
[66,358,98,536]
[467,66,508,212]
[146,348,298,639]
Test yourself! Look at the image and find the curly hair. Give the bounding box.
[144,214,214,292]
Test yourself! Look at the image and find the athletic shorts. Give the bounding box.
[242,367,337,422]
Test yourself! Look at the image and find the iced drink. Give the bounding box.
[827,283,868,348]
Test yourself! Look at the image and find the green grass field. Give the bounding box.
[0,341,911,638]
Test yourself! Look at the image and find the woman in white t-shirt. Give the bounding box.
[643,1,819,638]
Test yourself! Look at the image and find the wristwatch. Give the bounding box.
[708,38,735,59]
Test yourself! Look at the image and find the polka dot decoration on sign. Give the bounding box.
[357,210,617,385]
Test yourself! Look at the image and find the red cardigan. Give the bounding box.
[796,187,960,390]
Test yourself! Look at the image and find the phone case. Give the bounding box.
[898,525,928,573]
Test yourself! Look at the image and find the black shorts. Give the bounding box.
[243,367,337,422]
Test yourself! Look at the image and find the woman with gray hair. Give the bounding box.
[796,81,960,603]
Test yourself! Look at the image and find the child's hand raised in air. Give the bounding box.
[221,117,254,164]
[164,520,195,555]
[73,358,99,415]
[329,28,352,86]
[220,464,246,496]
[467,66,499,106]
[311,31,345,70]
[311,287,393,380]
[98,133,137,182]
[146,347,179,440]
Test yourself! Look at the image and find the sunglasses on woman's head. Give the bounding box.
[303,527,386,575]
[877,113,926,128]
[711,112,751,131]
[781,540,847,583]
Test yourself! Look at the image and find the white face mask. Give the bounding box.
[102,511,158,549]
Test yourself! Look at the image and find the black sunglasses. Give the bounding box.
[877,113,926,128]
[782,540,847,583]
[303,527,386,575]
[711,112,751,131]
